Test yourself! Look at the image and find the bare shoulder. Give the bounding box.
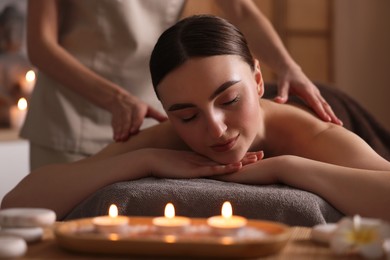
[263,100,390,169]
[84,121,187,163]
[263,100,332,151]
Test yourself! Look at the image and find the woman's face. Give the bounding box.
[158,55,264,164]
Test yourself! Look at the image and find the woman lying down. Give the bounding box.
[2,15,390,221]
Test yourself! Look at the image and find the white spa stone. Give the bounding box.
[0,236,27,259]
[0,208,56,228]
[311,223,337,244]
[0,226,44,243]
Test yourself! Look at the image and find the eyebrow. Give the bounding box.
[168,79,241,111]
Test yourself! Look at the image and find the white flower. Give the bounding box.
[383,239,390,260]
[330,215,390,259]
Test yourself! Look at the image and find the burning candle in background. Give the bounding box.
[20,70,36,95]
[10,97,27,129]
[152,203,191,234]
[92,204,129,234]
[207,201,247,235]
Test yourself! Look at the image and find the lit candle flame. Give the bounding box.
[17,98,27,111]
[222,201,233,219]
[164,203,175,219]
[25,70,36,82]
[109,204,118,218]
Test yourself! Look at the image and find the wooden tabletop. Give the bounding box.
[22,223,363,259]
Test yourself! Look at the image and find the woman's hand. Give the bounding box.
[240,151,264,166]
[146,149,263,179]
[109,90,168,142]
[213,155,286,185]
[274,66,343,125]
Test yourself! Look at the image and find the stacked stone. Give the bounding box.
[0,208,56,258]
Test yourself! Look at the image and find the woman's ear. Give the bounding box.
[253,59,264,97]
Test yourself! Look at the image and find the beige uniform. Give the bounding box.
[21,0,185,168]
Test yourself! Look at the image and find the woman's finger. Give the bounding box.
[241,151,264,165]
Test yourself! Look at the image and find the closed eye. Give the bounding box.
[223,96,240,106]
[181,114,197,123]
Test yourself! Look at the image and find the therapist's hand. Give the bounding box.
[109,92,167,142]
[274,66,343,126]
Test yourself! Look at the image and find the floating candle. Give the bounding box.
[152,203,191,234]
[207,201,247,235]
[92,204,129,234]
[10,98,27,129]
[20,70,36,95]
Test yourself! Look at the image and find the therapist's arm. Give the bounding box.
[215,0,341,125]
[27,0,166,141]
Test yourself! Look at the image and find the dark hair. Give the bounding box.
[149,15,255,98]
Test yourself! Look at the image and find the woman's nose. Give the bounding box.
[206,111,227,138]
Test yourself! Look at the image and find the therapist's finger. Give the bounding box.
[307,91,343,125]
[130,105,146,135]
[147,106,168,122]
[274,80,289,104]
[113,111,131,142]
[319,96,343,126]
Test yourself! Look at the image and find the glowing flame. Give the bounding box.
[17,98,27,111]
[222,201,233,218]
[109,204,118,218]
[164,203,175,219]
[25,70,36,82]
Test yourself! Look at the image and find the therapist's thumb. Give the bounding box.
[147,107,168,122]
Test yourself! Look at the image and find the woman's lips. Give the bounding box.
[210,135,239,152]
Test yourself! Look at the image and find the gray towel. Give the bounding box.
[65,178,343,227]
